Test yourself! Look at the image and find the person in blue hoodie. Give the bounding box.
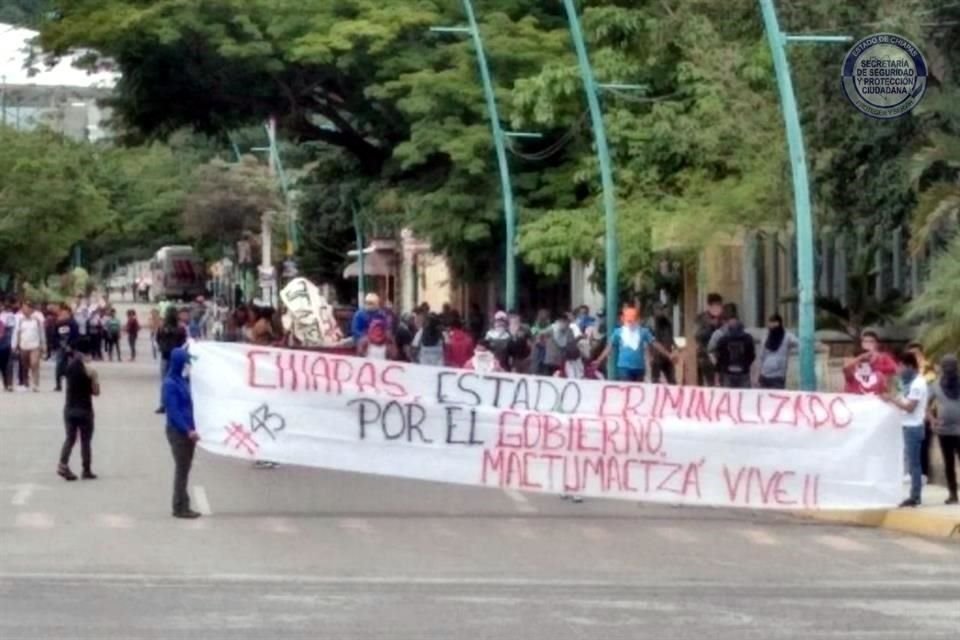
[162,347,201,519]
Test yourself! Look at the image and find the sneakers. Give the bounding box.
[57,465,78,482]
[173,510,202,519]
[898,498,920,508]
[82,470,98,480]
[154,407,165,414]
[946,495,959,505]
[254,461,279,469]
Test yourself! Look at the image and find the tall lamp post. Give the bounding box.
[758,0,851,390]
[560,0,626,379]
[432,0,540,311]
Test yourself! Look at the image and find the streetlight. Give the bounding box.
[758,0,852,391]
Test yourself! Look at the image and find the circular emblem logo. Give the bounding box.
[841,33,928,119]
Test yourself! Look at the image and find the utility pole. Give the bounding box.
[352,201,366,302]
[758,0,851,391]
[432,1,540,311]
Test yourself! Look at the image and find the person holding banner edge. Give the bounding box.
[883,352,929,509]
[593,307,678,382]
[162,347,202,519]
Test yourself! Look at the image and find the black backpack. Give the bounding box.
[722,333,754,374]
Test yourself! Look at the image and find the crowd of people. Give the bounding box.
[5,287,959,514]
[0,296,141,393]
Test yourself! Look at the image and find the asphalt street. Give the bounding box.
[1,318,958,639]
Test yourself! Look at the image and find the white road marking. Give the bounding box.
[11,484,35,507]
[15,512,54,530]
[889,537,952,556]
[96,514,135,529]
[259,518,297,535]
[504,489,537,513]
[815,534,869,552]
[339,518,374,534]
[741,528,779,546]
[653,526,698,544]
[192,485,212,516]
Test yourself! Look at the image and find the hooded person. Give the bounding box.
[758,313,798,389]
[932,354,960,504]
[162,347,201,519]
[714,312,756,389]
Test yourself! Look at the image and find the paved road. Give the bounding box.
[1,329,959,639]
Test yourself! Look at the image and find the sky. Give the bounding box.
[0,21,117,88]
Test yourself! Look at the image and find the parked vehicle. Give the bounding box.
[149,246,206,302]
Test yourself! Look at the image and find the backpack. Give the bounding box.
[722,333,754,374]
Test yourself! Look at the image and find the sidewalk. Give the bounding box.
[808,484,960,539]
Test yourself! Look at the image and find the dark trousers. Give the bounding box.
[0,348,10,389]
[55,349,69,390]
[651,356,676,385]
[721,372,752,389]
[128,334,137,360]
[758,375,786,389]
[939,434,960,498]
[90,333,103,360]
[921,420,933,481]
[105,334,121,361]
[618,368,646,383]
[166,427,196,514]
[60,410,94,472]
[697,356,717,387]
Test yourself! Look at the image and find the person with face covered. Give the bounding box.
[465,339,503,373]
[758,314,798,389]
[163,347,201,519]
[843,331,896,395]
[593,307,676,382]
[357,318,397,360]
[484,311,512,372]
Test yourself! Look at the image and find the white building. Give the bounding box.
[0,22,117,140]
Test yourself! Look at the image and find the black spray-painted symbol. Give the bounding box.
[249,403,286,441]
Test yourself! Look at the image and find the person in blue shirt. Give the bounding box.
[162,347,201,519]
[350,293,385,342]
[593,306,678,382]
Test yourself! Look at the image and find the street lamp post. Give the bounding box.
[560,0,620,378]
[758,0,852,391]
[432,1,540,312]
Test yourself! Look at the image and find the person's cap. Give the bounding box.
[364,293,380,305]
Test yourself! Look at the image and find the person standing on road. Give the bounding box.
[757,314,798,390]
[884,352,929,509]
[594,307,676,382]
[162,347,201,519]
[714,311,756,389]
[148,308,161,359]
[14,300,46,392]
[126,309,140,361]
[58,337,99,481]
[0,300,15,392]
[155,307,187,414]
[104,308,122,361]
[695,293,724,387]
[53,304,80,392]
[929,354,960,505]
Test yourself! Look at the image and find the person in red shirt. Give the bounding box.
[843,330,897,394]
[444,315,474,368]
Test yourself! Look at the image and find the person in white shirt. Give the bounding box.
[15,300,46,392]
[883,352,929,508]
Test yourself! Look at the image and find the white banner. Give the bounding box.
[192,342,903,509]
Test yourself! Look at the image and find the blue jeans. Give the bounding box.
[903,425,925,502]
[618,368,646,382]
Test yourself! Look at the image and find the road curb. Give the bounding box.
[802,508,960,540]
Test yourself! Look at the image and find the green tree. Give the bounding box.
[0,127,110,282]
